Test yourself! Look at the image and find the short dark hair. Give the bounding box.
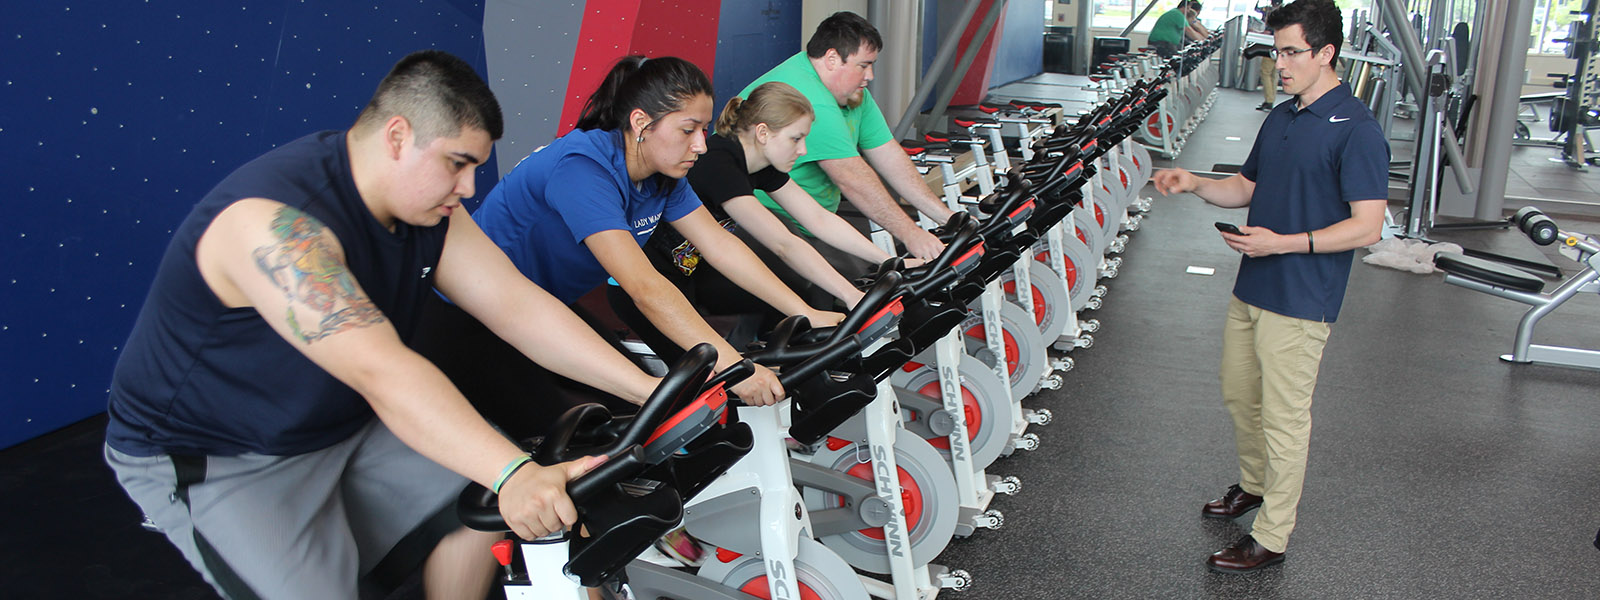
[354,50,503,143]
[1182,0,1203,10]
[574,56,714,133]
[805,11,883,61]
[1266,0,1344,64]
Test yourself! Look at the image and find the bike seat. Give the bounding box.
[954,116,1000,128]
[924,131,981,147]
[1434,253,1545,293]
[901,139,952,153]
[1011,100,1063,111]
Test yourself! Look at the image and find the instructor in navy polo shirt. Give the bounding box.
[1153,0,1387,574]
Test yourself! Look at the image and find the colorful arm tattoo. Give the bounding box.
[251,206,387,343]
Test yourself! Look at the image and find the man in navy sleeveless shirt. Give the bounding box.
[1152,0,1388,573]
[104,51,660,599]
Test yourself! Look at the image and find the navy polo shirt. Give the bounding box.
[1237,83,1389,323]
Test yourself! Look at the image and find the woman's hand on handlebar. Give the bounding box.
[730,363,785,406]
[804,309,847,328]
[497,455,607,540]
[902,257,928,269]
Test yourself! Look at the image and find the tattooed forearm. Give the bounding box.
[252,206,387,343]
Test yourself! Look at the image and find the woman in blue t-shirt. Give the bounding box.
[473,57,840,406]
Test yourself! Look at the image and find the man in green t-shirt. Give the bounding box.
[740,11,955,269]
[1149,0,1210,57]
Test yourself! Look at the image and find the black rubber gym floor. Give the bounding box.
[933,86,1600,598]
[4,87,1598,599]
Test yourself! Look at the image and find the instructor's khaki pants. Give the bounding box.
[1219,297,1329,553]
[1260,56,1277,105]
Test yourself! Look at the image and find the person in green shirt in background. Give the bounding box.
[1149,0,1211,57]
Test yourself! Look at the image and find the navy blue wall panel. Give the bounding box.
[712,0,803,124]
[1,1,496,449]
[990,0,1044,87]
[920,0,1046,106]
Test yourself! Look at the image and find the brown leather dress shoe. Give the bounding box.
[1202,484,1263,519]
[1207,535,1285,573]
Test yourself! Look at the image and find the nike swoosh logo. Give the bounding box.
[1328,116,1350,123]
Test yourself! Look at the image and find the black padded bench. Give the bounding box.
[1433,253,1545,294]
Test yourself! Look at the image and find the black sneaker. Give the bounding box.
[1256,102,1273,111]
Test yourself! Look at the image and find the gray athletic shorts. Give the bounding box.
[105,419,468,600]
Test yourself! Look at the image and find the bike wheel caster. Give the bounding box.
[1026,408,1053,426]
[1076,334,1094,349]
[992,475,1022,496]
[1093,284,1108,298]
[1050,356,1075,372]
[973,508,1005,530]
[1036,374,1063,391]
[1105,256,1123,269]
[1085,296,1103,311]
[1015,432,1040,452]
[1099,267,1119,279]
[1080,318,1101,333]
[941,569,974,592]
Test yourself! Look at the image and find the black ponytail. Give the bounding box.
[574,56,714,133]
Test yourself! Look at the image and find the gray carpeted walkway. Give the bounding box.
[932,86,1600,599]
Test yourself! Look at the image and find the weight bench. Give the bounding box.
[1433,207,1600,370]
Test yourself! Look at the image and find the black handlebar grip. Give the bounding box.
[831,270,905,344]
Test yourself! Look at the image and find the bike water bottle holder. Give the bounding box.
[787,358,879,445]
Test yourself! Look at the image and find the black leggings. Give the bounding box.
[410,292,638,441]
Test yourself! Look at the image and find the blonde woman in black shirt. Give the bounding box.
[617,82,907,362]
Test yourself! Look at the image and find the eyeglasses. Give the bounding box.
[1269,46,1316,60]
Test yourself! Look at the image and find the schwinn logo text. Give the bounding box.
[940,366,969,463]
[764,559,793,599]
[872,444,908,559]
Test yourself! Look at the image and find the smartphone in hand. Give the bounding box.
[1214,222,1244,235]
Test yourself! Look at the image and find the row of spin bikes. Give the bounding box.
[460,65,1196,600]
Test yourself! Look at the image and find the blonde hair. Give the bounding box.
[714,82,814,136]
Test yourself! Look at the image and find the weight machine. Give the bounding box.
[1513,0,1600,169]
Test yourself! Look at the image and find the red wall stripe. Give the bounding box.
[559,0,722,135]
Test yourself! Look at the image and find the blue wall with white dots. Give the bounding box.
[0,0,816,450]
[1,1,500,450]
